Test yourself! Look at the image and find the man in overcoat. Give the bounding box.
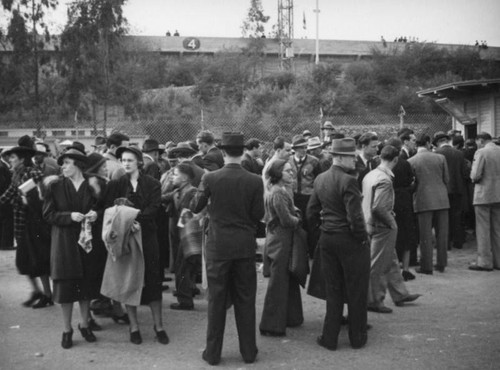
[191,132,264,366]
[307,138,370,351]
[408,133,450,274]
[469,132,500,271]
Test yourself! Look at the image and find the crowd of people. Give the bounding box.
[0,122,499,365]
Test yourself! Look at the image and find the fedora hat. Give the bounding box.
[321,121,335,131]
[303,129,312,137]
[307,136,322,150]
[3,135,37,158]
[218,132,245,148]
[169,141,197,158]
[65,141,86,155]
[85,152,107,174]
[292,137,308,149]
[330,138,357,156]
[91,136,106,148]
[142,139,164,154]
[116,146,143,162]
[57,148,88,166]
[432,131,450,146]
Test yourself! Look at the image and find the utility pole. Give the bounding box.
[314,0,320,64]
[278,0,294,70]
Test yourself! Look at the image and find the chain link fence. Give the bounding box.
[117,113,452,143]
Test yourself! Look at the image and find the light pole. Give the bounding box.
[314,0,320,64]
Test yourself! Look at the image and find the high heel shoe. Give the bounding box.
[153,326,169,345]
[111,314,130,324]
[130,330,142,345]
[22,292,43,307]
[32,295,54,309]
[78,324,97,342]
[61,329,73,349]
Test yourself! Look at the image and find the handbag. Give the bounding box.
[288,227,309,288]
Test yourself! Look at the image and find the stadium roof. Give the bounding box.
[417,78,500,99]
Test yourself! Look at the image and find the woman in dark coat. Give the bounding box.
[259,159,304,336]
[0,136,52,308]
[43,149,102,349]
[105,146,168,345]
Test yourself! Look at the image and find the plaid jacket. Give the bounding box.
[0,165,44,241]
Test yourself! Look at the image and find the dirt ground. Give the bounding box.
[1,238,499,370]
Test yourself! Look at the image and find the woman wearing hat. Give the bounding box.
[259,159,304,337]
[0,136,53,309]
[104,146,168,345]
[43,148,102,349]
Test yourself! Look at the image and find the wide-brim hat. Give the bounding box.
[292,137,308,149]
[91,136,106,148]
[329,138,357,156]
[307,136,323,150]
[432,131,450,146]
[321,121,335,130]
[116,146,143,162]
[218,132,245,148]
[65,141,86,155]
[57,149,89,166]
[85,152,107,174]
[3,135,37,158]
[142,139,165,154]
[169,142,197,157]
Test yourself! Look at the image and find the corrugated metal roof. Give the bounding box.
[418,78,500,99]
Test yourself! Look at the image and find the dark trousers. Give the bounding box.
[448,194,464,248]
[417,210,448,271]
[157,207,170,277]
[294,193,319,258]
[168,217,180,272]
[175,252,201,306]
[319,231,370,349]
[0,205,14,250]
[205,257,257,363]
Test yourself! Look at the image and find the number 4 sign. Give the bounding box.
[183,37,200,51]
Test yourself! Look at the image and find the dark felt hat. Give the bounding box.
[169,141,197,158]
[116,146,143,162]
[218,132,245,148]
[65,141,86,155]
[3,135,37,157]
[142,139,164,154]
[432,131,450,146]
[329,138,357,156]
[91,136,106,147]
[85,152,107,174]
[291,137,308,149]
[57,148,88,166]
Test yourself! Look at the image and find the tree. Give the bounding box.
[1,0,58,133]
[241,0,270,38]
[60,0,127,134]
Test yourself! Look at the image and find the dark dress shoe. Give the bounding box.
[32,295,54,309]
[202,349,220,366]
[192,287,201,296]
[61,329,73,349]
[22,292,44,307]
[78,324,96,342]
[367,305,393,313]
[434,265,445,273]
[395,294,422,307]
[161,285,170,291]
[111,314,130,324]
[260,329,286,337]
[468,264,493,271]
[415,267,433,275]
[170,302,194,311]
[316,336,337,351]
[154,326,169,345]
[88,318,102,331]
[130,330,142,345]
[163,276,173,282]
[402,270,416,281]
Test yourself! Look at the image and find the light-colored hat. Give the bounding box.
[307,136,322,150]
[329,138,357,156]
[321,121,335,130]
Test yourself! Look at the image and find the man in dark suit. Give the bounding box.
[408,134,450,274]
[191,132,264,366]
[196,130,224,171]
[307,138,370,351]
[355,133,380,188]
[434,132,467,249]
[241,138,264,175]
[142,139,164,180]
[399,130,417,160]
